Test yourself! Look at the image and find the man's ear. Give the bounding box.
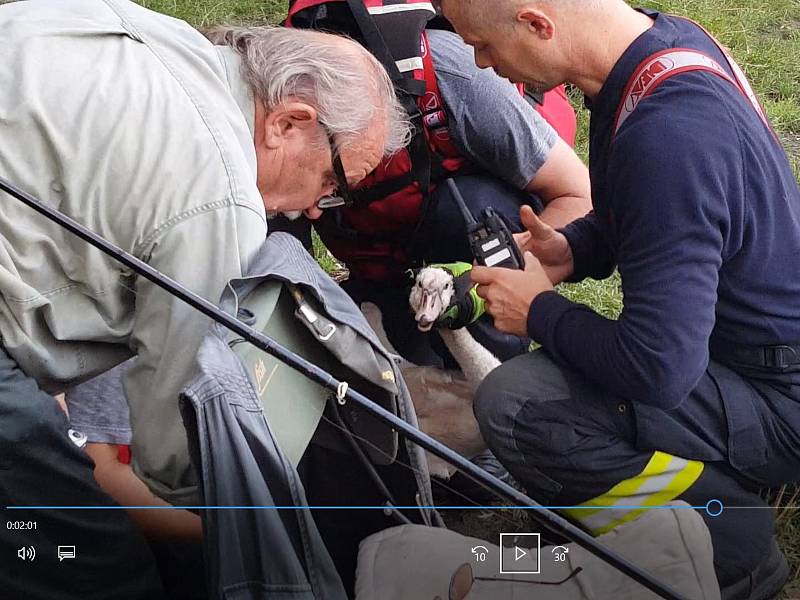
[516,8,555,40]
[261,102,319,149]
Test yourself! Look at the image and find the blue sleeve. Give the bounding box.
[559,212,616,282]
[528,80,737,408]
[427,30,557,190]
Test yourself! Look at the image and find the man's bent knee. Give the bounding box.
[474,351,573,438]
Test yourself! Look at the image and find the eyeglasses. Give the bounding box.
[444,562,583,600]
[317,126,353,210]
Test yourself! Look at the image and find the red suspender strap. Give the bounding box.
[677,16,773,132]
[418,31,461,156]
[613,48,735,135]
[613,26,774,138]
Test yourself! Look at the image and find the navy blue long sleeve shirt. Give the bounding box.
[527,11,800,410]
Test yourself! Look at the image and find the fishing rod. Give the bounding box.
[0,175,688,600]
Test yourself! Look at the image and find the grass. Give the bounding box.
[772,485,800,598]
[139,0,799,594]
[311,232,347,278]
[136,0,285,26]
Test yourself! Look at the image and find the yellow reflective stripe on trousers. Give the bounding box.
[563,451,704,535]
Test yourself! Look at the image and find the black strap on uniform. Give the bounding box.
[343,0,432,204]
[524,88,545,107]
[710,339,800,372]
[343,0,425,97]
[319,161,481,256]
[347,152,476,208]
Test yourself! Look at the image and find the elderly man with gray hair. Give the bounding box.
[0,0,408,598]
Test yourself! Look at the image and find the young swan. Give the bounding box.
[409,267,500,385]
[407,266,501,478]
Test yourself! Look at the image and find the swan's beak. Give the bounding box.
[417,318,434,332]
[415,290,441,332]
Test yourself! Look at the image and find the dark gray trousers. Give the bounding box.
[474,350,800,588]
[0,347,165,600]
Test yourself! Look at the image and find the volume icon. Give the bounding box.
[17,546,36,561]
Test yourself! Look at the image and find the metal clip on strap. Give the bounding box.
[336,381,349,405]
[763,345,800,370]
[711,339,800,372]
[289,284,336,341]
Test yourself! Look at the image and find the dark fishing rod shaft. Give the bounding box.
[0,176,687,600]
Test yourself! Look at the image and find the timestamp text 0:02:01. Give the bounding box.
[6,521,37,530]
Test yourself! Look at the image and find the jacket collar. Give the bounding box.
[216,46,256,138]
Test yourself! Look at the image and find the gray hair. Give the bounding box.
[205,26,411,156]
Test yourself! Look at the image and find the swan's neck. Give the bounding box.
[439,328,501,386]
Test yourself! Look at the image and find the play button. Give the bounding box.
[500,533,541,574]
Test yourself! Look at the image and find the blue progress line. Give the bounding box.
[7,500,725,517]
[6,504,708,511]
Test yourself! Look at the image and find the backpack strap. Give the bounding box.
[343,0,427,97]
[343,0,434,206]
[418,31,461,158]
[677,16,773,134]
[614,27,775,139]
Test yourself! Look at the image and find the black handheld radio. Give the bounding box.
[446,178,525,270]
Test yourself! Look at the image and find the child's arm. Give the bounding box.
[85,442,202,541]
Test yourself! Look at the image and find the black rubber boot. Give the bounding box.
[720,538,790,600]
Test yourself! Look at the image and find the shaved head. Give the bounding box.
[441,0,654,98]
[442,0,600,26]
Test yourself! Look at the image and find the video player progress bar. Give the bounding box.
[8,500,726,517]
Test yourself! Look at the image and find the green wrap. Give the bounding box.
[427,262,486,330]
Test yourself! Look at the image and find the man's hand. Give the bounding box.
[472,252,555,337]
[513,205,574,284]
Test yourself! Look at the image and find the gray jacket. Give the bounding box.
[0,0,266,503]
[180,234,438,598]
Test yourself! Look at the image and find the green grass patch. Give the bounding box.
[135,0,285,26]
[311,231,346,278]
[772,485,800,598]
[558,272,624,320]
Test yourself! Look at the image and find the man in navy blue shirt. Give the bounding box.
[440,1,800,598]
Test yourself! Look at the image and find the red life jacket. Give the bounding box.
[286,0,577,284]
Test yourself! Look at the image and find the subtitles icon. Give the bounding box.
[57,546,76,561]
